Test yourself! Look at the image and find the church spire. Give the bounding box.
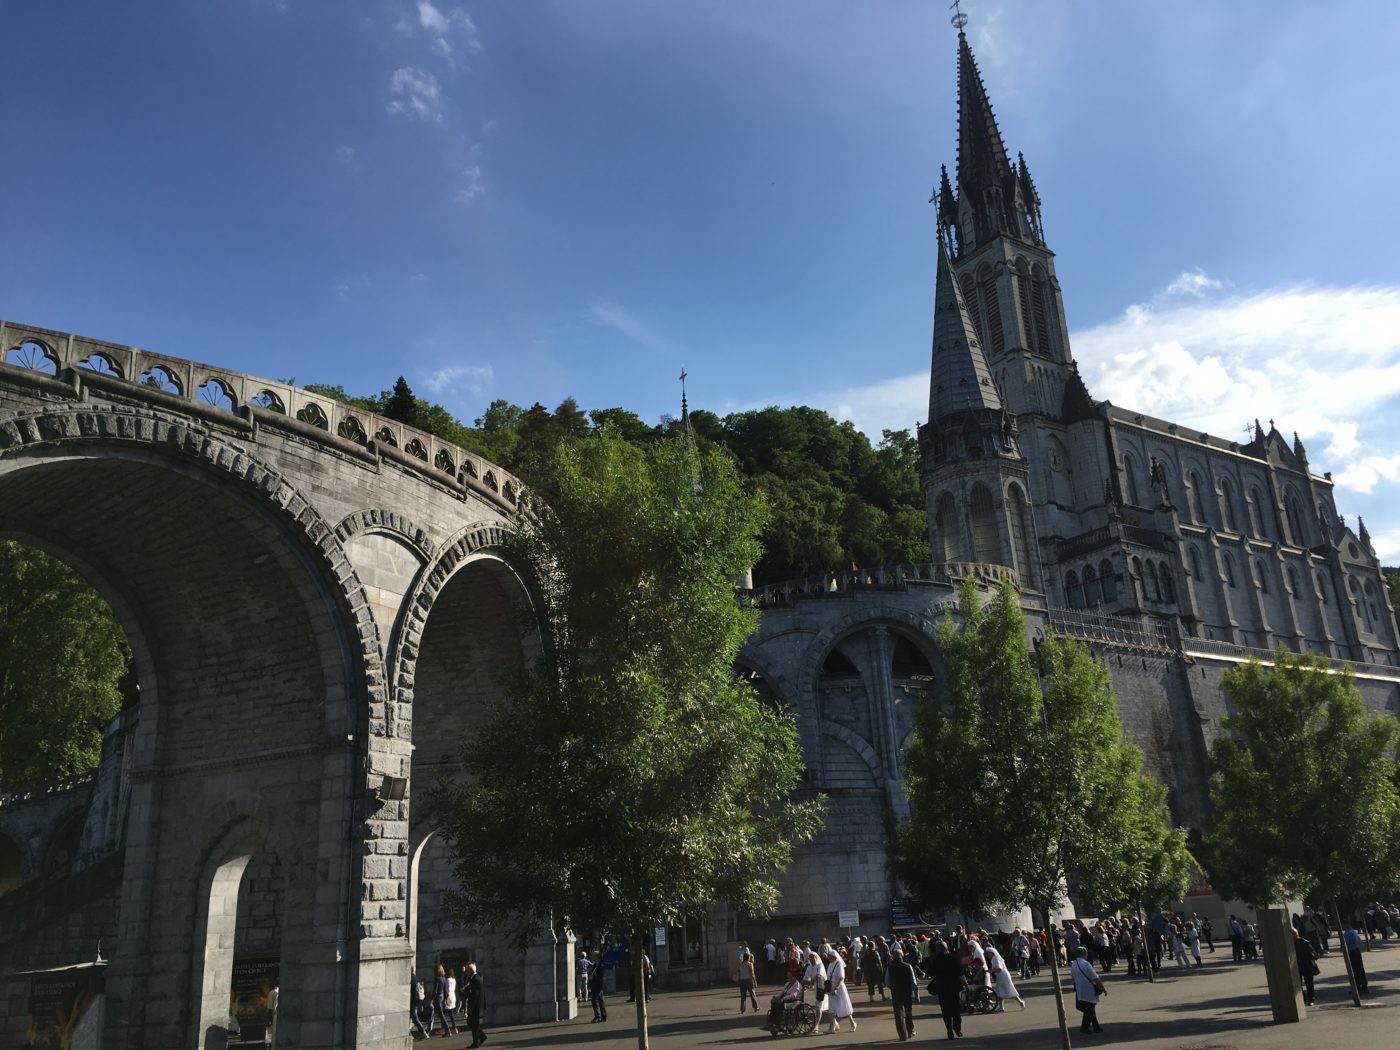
[956,31,1011,203]
[928,239,1001,423]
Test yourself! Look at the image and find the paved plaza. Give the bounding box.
[419,942,1400,1049]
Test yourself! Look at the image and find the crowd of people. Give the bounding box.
[409,962,487,1045]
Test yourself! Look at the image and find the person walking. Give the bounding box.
[737,947,760,1013]
[1227,914,1244,962]
[409,968,430,1040]
[860,940,884,1002]
[800,948,827,1029]
[927,941,965,1041]
[1343,920,1369,994]
[984,944,1025,1011]
[1070,947,1106,1035]
[462,962,487,1048]
[587,952,608,1022]
[885,947,919,1041]
[1295,930,1318,1005]
[428,964,453,1037]
[822,945,857,1034]
[1185,920,1203,967]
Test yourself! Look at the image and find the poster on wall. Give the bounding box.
[229,956,280,1045]
[24,962,105,1050]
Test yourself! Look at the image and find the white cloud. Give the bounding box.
[749,282,1400,528]
[1073,284,1400,486]
[589,300,663,347]
[456,165,485,203]
[415,1,482,60]
[423,363,493,398]
[1166,268,1224,297]
[386,67,442,122]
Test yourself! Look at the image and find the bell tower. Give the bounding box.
[937,28,1076,421]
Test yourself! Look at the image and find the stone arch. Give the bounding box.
[334,508,436,558]
[818,722,882,789]
[397,532,545,995]
[1099,558,1118,603]
[42,807,86,878]
[0,403,393,1048]
[188,812,276,1048]
[796,607,943,708]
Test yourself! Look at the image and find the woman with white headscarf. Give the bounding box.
[802,949,827,1028]
[822,945,857,1034]
[983,944,1026,1011]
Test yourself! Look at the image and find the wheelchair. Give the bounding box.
[767,997,818,1036]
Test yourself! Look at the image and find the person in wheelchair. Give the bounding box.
[765,974,804,1032]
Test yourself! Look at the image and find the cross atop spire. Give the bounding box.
[679,368,693,440]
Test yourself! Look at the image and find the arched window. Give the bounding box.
[1066,570,1085,609]
[1099,559,1117,603]
[978,265,1004,355]
[1083,564,1100,606]
[1122,454,1140,507]
[1219,477,1237,532]
[1187,546,1203,582]
[1317,572,1328,604]
[1015,259,1037,354]
[1365,580,1380,625]
[1249,486,1270,539]
[1286,566,1299,595]
[1285,489,1305,546]
[1187,471,1205,523]
[1157,561,1174,602]
[935,493,962,562]
[969,485,1001,564]
[1007,484,1038,588]
[1145,561,1162,602]
[1223,554,1236,588]
[1254,560,1269,593]
[1032,264,1054,356]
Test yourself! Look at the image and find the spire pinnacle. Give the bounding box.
[956,31,1012,206]
[679,367,693,441]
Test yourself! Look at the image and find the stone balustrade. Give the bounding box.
[1,320,527,519]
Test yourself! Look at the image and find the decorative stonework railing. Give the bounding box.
[1046,606,1175,652]
[0,321,526,518]
[0,772,93,810]
[746,561,1018,606]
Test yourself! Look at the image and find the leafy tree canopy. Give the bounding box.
[305,377,928,583]
[0,542,130,791]
[1205,649,1400,907]
[427,432,823,1046]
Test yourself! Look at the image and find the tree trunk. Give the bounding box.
[1329,900,1363,1007]
[1138,901,1155,983]
[633,931,650,1050]
[1043,912,1073,1050]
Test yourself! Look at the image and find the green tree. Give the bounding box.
[893,579,1178,1049]
[382,376,419,426]
[1205,649,1400,1005]
[0,542,130,790]
[428,432,824,1049]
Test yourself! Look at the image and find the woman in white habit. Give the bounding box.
[983,944,1026,1011]
[802,949,828,1028]
[821,945,857,1034]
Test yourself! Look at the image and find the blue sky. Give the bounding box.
[8,1,1400,553]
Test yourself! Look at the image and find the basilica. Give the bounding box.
[721,28,1400,964]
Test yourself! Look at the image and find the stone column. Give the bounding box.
[863,628,908,821]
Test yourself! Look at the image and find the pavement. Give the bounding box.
[415,940,1400,1049]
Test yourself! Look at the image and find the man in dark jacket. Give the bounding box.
[587,951,608,1022]
[462,963,487,1047]
[927,941,966,1041]
[885,948,920,1041]
[860,941,884,1001]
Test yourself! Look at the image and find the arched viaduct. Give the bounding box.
[0,322,570,1049]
